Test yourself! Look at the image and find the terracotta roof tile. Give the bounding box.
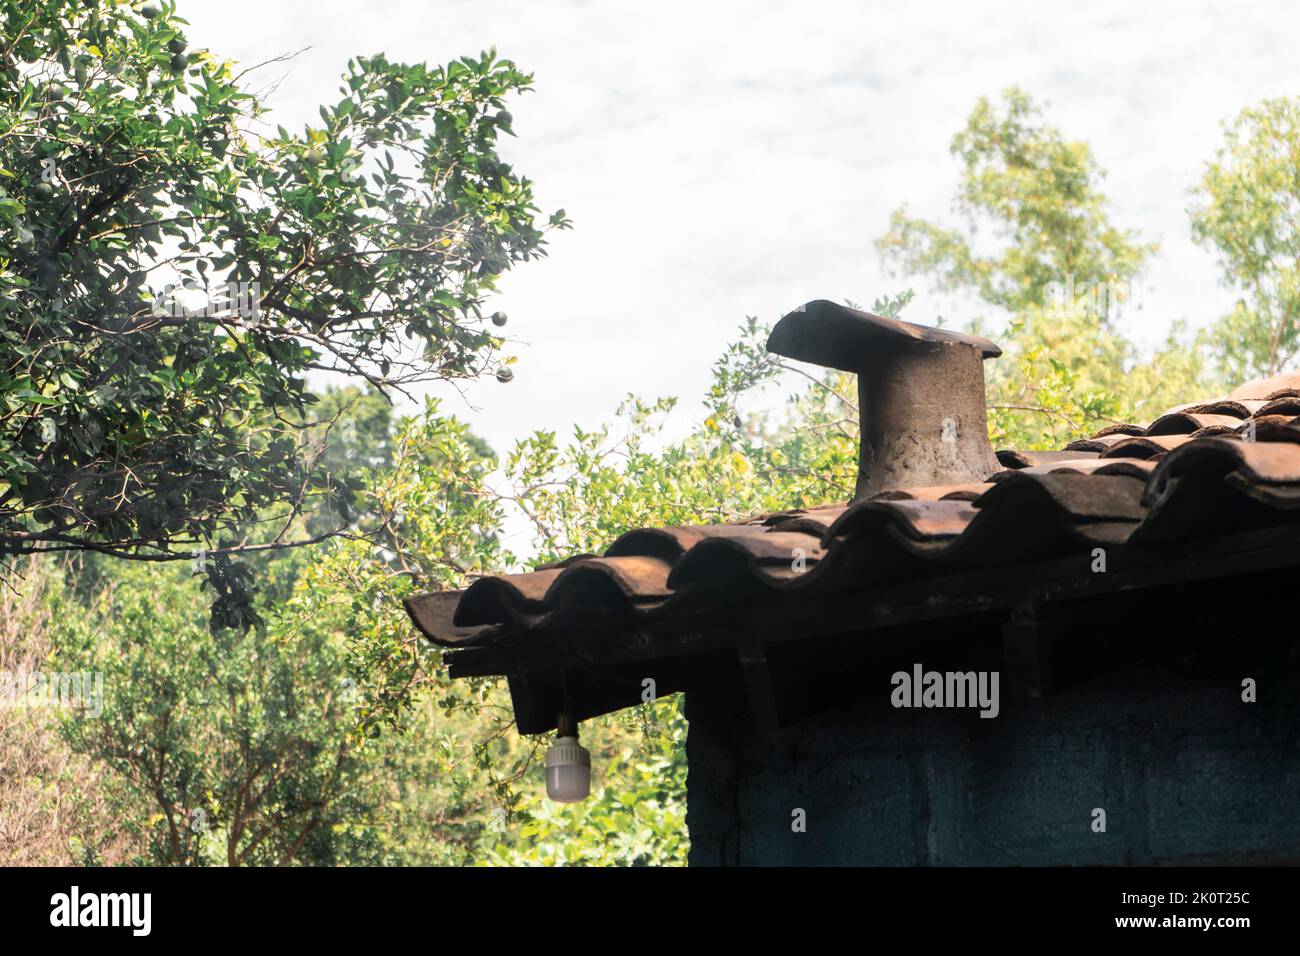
[1089,422,1148,438]
[1100,434,1194,458]
[1162,398,1265,418]
[1257,396,1300,417]
[1248,415,1300,442]
[1064,433,1130,453]
[1228,370,1300,401]
[993,457,1157,479]
[867,483,990,501]
[997,448,1101,468]
[1145,412,1244,436]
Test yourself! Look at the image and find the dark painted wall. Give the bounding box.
[685,621,1300,866]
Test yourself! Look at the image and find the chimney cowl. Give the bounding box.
[766,300,1003,500]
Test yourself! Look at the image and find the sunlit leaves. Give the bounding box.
[875,86,1157,316]
[872,87,1213,448]
[0,1,564,590]
[1191,96,1300,379]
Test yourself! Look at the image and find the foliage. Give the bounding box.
[53,558,394,866]
[0,0,566,581]
[876,88,1212,448]
[982,307,1220,450]
[876,86,1156,315]
[291,401,509,739]
[1191,95,1300,380]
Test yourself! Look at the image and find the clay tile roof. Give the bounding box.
[404,362,1300,732]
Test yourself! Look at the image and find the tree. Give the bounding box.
[875,87,1210,447]
[876,86,1156,315]
[0,0,568,589]
[1191,96,1300,380]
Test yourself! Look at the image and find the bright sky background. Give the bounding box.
[182,0,1299,460]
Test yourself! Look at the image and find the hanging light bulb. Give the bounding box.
[545,713,591,803]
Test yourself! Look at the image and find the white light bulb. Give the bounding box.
[545,735,591,803]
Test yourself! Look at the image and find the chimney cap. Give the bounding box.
[766,299,1002,372]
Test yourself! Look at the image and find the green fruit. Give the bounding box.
[169,52,188,72]
[490,311,507,327]
[33,181,55,199]
[494,110,512,127]
[305,145,324,165]
[140,3,160,19]
[167,38,187,54]
[495,367,514,383]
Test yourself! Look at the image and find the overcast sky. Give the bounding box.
[182,0,1299,458]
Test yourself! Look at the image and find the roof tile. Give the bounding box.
[1146,412,1245,436]
[1228,371,1300,401]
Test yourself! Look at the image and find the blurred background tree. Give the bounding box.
[878,86,1217,447]
[875,85,1157,314]
[1191,95,1300,382]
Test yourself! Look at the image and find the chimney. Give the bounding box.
[766,300,1002,500]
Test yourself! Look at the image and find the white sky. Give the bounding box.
[182,0,1300,460]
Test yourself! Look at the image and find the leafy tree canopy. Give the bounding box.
[874,88,1211,446]
[876,85,1157,315]
[0,1,567,589]
[1192,95,1300,380]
